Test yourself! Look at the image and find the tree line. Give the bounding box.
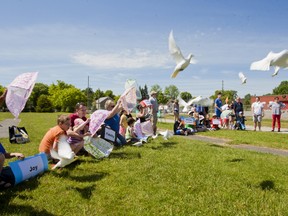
[0,80,287,113]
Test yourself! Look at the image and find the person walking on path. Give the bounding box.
[269,96,286,132]
[251,96,264,131]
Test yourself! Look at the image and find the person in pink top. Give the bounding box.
[67,102,90,155]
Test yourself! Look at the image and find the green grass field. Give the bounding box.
[1,112,288,215]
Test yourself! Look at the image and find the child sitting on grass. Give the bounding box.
[235,111,246,130]
[39,115,75,159]
[125,117,139,143]
[67,117,90,154]
[210,113,220,130]
[173,117,189,136]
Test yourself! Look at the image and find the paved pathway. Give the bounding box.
[0,118,21,138]
[158,118,288,157]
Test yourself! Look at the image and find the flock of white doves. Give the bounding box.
[169,30,288,84]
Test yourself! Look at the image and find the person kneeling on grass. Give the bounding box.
[0,143,24,189]
[39,115,81,160]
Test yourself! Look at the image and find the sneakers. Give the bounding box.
[271,130,274,132]
[278,129,281,132]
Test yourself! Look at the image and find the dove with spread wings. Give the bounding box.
[169,30,197,78]
[250,50,288,77]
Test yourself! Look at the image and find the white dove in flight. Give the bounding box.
[178,96,192,112]
[159,130,173,140]
[250,50,288,77]
[238,72,247,84]
[169,30,197,78]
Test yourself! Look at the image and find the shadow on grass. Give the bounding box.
[51,170,108,182]
[208,144,225,148]
[69,184,96,199]
[259,180,275,190]
[109,151,142,160]
[0,174,54,215]
[150,141,177,150]
[0,204,54,216]
[226,158,245,163]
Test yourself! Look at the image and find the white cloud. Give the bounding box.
[72,49,171,69]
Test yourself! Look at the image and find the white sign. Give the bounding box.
[212,119,220,125]
[102,127,116,142]
[184,117,195,124]
[9,153,48,185]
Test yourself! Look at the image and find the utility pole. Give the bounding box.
[87,76,90,110]
[222,80,224,92]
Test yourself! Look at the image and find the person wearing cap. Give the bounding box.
[211,113,220,130]
[149,91,159,135]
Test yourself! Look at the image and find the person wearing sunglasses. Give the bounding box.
[104,99,127,146]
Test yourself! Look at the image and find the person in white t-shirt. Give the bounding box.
[268,97,286,132]
[251,96,264,131]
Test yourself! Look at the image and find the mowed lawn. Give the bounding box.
[1,112,288,215]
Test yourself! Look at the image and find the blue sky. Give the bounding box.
[0,0,288,98]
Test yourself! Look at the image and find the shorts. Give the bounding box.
[253,115,262,123]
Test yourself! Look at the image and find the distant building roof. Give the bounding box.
[96,97,112,103]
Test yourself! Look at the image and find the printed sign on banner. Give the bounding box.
[9,153,48,185]
[101,126,116,143]
[184,117,196,125]
[84,136,113,159]
[212,119,220,125]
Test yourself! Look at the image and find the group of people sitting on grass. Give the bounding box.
[0,87,160,188]
[173,104,247,136]
[38,100,156,163]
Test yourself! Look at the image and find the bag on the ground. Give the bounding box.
[9,126,30,144]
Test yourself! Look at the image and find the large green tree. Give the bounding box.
[210,90,237,104]
[94,88,105,100]
[27,83,49,111]
[157,92,169,104]
[164,85,179,100]
[104,90,115,99]
[150,84,162,94]
[48,80,86,112]
[139,85,149,100]
[180,91,192,102]
[273,81,288,95]
[36,95,54,112]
